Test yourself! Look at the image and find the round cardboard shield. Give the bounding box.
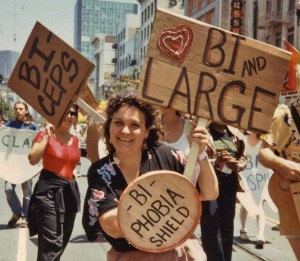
[118,170,201,253]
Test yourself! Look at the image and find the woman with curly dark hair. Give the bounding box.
[82,95,218,260]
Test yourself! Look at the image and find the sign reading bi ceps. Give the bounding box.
[137,8,291,134]
[8,22,95,127]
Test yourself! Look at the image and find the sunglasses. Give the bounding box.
[68,111,78,117]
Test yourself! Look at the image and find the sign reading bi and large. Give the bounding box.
[137,8,291,134]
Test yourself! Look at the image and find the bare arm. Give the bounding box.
[99,208,123,238]
[189,126,218,200]
[197,157,218,200]
[258,142,300,182]
[28,124,53,165]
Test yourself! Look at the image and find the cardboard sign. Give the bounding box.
[118,171,201,252]
[0,126,42,184]
[137,8,291,133]
[8,22,95,127]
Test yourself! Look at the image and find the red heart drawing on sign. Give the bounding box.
[158,24,193,61]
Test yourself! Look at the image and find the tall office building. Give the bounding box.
[0,50,19,79]
[74,0,139,68]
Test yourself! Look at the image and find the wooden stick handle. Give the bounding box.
[183,118,208,181]
[76,97,106,123]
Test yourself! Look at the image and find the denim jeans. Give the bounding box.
[5,179,33,217]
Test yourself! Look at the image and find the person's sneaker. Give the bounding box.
[240,230,249,240]
[20,218,28,228]
[7,213,21,228]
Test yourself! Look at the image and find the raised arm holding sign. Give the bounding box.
[82,95,217,260]
[80,7,291,259]
[5,21,95,260]
[27,104,81,260]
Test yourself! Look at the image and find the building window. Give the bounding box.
[275,30,282,47]
[287,26,294,45]
[147,25,150,39]
[289,0,295,11]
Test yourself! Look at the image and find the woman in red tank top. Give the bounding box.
[28,104,81,261]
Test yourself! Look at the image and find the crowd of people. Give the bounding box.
[0,92,299,260]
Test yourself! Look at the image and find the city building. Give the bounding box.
[184,1,299,49]
[0,50,20,118]
[115,13,140,78]
[91,34,116,98]
[0,50,19,79]
[74,0,139,93]
[184,0,225,28]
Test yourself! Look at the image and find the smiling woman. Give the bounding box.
[82,95,218,260]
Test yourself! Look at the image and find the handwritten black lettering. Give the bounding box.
[248,86,276,133]
[242,57,266,77]
[203,28,226,68]
[29,36,55,72]
[131,214,154,237]
[223,34,245,74]
[146,209,161,223]
[167,67,192,114]
[194,71,217,119]
[129,189,148,206]
[166,188,185,205]
[217,80,246,126]
[176,206,189,218]
[151,200,170,217]
[155,227,171,242]
[150,237,163,247]
[61,51,79,83]
[18,62,41,90]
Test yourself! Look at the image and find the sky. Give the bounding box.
[0,0,77,53]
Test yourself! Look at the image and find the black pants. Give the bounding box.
[34,190,76,261]
[201,173,238,261]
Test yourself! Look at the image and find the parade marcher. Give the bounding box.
[237,132,276,249]
[82,95,218,260]
[0,114,5,126]
[161,107,191,156]
[161,107,216,186]
[28,104,81,261]
[4,101,39,228]
[259,97,300,259]
[200,122,247,261]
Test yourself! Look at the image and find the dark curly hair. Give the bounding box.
[103,95,164,154]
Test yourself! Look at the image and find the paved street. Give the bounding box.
[0,175,297,261]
